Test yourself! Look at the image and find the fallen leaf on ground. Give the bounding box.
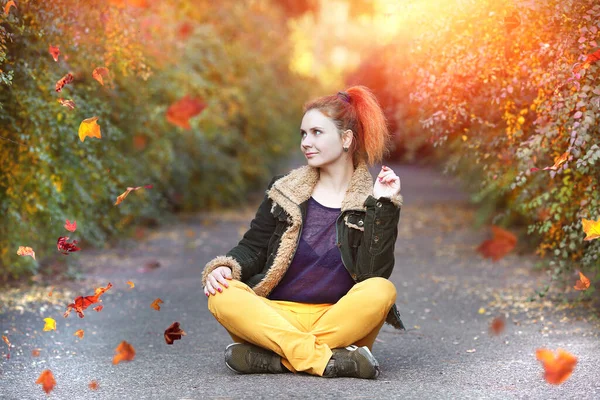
[2,335,10,347]
[32,349,41,357]
[150,298,163,311]
[574,270,591,291]
[64,219,77,232]
[64,283,112,318]
[36,370,56,394]
[89,380,99,390]
[164,322,186,345]
[113,341,135,364]
[489,316,505,335]
[126,281,135,289]
[55,73,74,92]
[43,318,56,331]
[49,45,60,62]
[536,348,577,385]
[74,329,84,339]
[16,246,36,260]
[78,116,102,142]
[57,236,80,255]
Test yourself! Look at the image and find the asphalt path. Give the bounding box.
[1,159,599,399]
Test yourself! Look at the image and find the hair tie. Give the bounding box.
[337,91,351,103]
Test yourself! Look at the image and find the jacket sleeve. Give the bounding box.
[201,174,284,288]
[356,191,402,280]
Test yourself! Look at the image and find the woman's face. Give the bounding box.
[300,109,349,167]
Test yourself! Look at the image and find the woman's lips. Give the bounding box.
[305,153,317,157]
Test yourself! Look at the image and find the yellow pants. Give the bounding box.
[207,277,397,376]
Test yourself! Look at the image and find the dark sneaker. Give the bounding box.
[225,342,286,374]
[322,345,380,379]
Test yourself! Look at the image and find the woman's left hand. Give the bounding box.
[373,165,401,199]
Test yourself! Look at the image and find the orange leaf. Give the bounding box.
[574,49,600,73]
[55,72,74,92]
[36,369,56,394]
[126,280,135,289]
[89,380,99,390]
[477,225,517,261]
[536,348,577,385]
[93,305,104,312]
[164,322,186,345]
[78,116,102,142]
[16,246,36,260]
[64,219,77,232]
[113,340,135,364]
[2,335,10,347]
[48,287,53,297]
[43,317,56,331]
[581,218,600,241]
[114,184,153,206]
[92,67,110,86]
[74,329,84,339]
[574,270,591,291]
[150,298,163,311]
[64,283,112,318]
[489,316,505,335]
[165,95,207,129]
[4,0,16,16]
[49,45,60,62]
[31,349,41,357]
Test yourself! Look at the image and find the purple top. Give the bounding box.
[267,196,356,304]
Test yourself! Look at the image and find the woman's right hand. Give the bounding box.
[204,266,233,296]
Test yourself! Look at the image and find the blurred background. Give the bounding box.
[0,0,598,298]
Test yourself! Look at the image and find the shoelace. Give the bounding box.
[247,350,274,372]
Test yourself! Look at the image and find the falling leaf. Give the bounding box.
[32,349,41,357]
[530,151,570,173]
[16,246,36,260]
[574,270,591,291]
[4,0,17,16]
[36,369,56,395]
[114,184,153,206]
[64,219,77,232]
[2,335,10,348]
[48,287,53,297]
[489,316,505,335]
[165,95,207,129]
[55,72,74,92]
[89,380,99,390]
[43,318,56,332]
[78,116,102,142]
[126,280,135,289]
[57,236,80,255]
[57,98,76,110]
[582,218,600,241]
[536,348,577,385]
[573,49,600,73]
[477,225,517,261]
[93,305,104,312]
[164,322,186,345]
[92,67,110,86]
[64,283,112,318]
[74,329,84,339]
[150,298,163,311]
[49,45,60,62]
[113,341,135,364]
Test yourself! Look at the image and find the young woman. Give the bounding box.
[202,85,404,379]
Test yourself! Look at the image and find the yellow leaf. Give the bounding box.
[517,116,525,124]
[78,117,102,142]
[582,218,600,241]
[126,281,135,289]
[478,307,486,314]
[43,318,56,331]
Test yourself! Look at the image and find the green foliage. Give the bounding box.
[0,0,314,280]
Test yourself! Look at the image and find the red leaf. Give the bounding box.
[49,45,60,62]
[57,236,80,255]
[64,283,112,318]
[164,322,186,345]
[476,225,517,261]
[165,95,207,129]
[64,219,77,232]
[55,73,74,92]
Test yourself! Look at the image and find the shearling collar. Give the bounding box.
[266,159,374,217]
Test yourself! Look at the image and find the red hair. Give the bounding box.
[302,85,392,166]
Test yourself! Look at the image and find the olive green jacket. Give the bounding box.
[202,159,405,330]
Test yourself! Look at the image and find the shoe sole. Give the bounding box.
[347,345,381,379]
